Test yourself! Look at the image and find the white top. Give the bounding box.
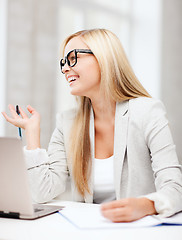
[93,156,116,204]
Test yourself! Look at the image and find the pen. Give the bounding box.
[16,105,22,139]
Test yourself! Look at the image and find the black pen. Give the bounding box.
[16,105,22,139]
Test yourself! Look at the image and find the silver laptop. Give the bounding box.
[0,137,63,220]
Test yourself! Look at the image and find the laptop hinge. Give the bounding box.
[0,211,20,219]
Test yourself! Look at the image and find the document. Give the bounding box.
[59,204,182,229]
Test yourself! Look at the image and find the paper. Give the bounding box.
[58,204,182,229]
[153,212,182,225]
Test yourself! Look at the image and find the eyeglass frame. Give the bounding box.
[60,49,93,74]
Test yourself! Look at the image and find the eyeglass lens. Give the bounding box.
[61,50,77,73]
[67,50,77,67]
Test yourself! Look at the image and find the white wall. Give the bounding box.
[161,0,182,162]
[130,0,162,98]
[0,0,7,136]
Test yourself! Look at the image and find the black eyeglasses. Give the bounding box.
[60,49,93,74]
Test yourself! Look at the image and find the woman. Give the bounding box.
[2,29,182,223]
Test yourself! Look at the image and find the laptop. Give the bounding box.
[0,137,64,220]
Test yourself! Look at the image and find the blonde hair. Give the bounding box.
[61,29,151,197]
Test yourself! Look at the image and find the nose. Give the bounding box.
[62,62,71,74]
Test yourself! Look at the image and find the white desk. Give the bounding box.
[1,200,182,240]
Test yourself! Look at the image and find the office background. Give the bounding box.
[0,0,181,163]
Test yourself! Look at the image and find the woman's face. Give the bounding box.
[62,37,101,99]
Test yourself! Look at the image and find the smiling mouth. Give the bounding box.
[69,79,76,83]
[68,76,78,84]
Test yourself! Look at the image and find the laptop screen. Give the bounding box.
[0,137,34,216]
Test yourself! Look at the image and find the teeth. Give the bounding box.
[68,77,76,83]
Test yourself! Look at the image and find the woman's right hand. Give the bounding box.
[2,104,40,130]
[1,104,41,150]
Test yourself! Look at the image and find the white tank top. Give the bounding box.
[93,155,116,204]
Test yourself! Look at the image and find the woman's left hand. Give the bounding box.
[100,197,157,222]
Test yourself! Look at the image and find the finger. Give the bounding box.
[110,209,139,223]
[18,106,28,119]
[8,104,20,119]
[101,199,128,210]
[27,105,37,114]
[1,112,9,121]
[101,208,129,222]
[1,111,19,125]
[101,207,122,218]
[110,215,133,223]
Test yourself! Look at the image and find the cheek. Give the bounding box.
[87,62,101,83]
[74,57,101,84]
[84,71,100,88]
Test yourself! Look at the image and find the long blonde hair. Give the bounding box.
[60,29,151,197]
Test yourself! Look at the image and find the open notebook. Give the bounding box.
[59,203,182,229]
[0,137,63,220]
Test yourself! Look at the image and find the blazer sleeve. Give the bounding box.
[142,99,182,217]
[26,113,69,203]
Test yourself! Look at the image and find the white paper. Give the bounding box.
[59,204,163,229]
[153,212,182,225]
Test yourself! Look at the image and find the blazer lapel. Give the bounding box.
[114,101,129,199]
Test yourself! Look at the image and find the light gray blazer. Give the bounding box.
[27,97,182,217]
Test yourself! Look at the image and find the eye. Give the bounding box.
[68,51,76,65]
[70,56,76,61]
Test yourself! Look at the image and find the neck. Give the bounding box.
[90,97,116,121]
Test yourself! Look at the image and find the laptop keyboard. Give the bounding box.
[34,207,44,213]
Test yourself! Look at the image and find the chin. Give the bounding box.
[70,89,84,96]
[70,90,82,96]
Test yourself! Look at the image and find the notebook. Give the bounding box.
[0,137,63,220]
[60,205,182,229]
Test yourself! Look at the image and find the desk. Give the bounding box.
[1,200,182,240]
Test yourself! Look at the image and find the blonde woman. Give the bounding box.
[2,29,182,222]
